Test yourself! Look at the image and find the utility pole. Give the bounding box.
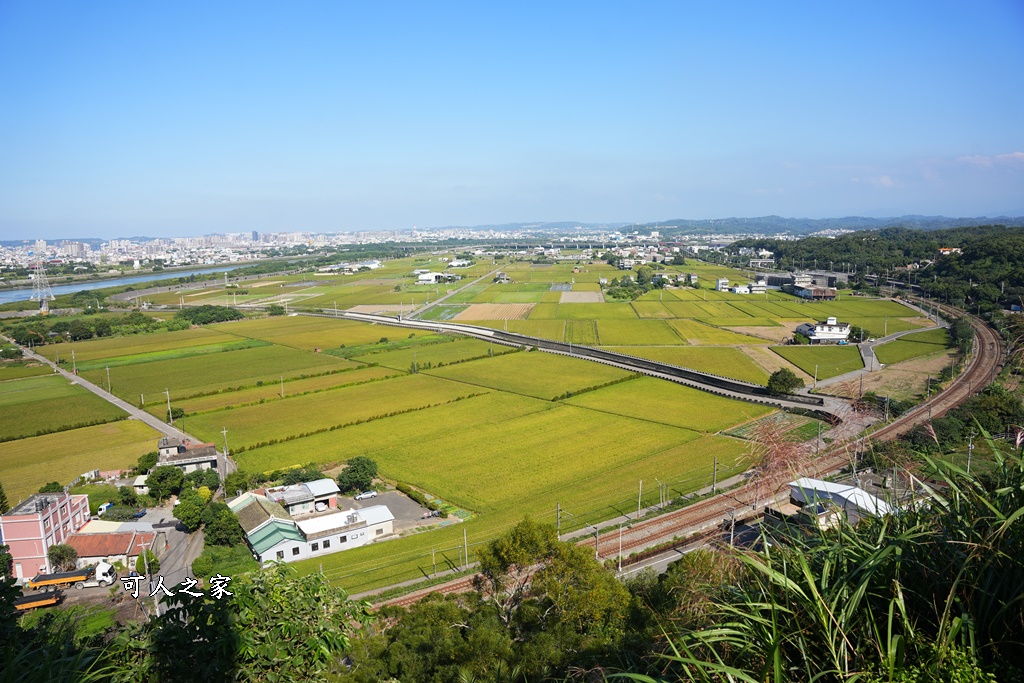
[106,366,111,393]
[71,350,76,374]
[814,364,818,390]
[463,527,468,570]
[967,431,975,475]
[638,479,643,518]
[618,522,626,573]
[432,548,436,577]
[165,389,173,425]
[221,427,229,459]
[556,502,560,541]
[712,456,718,493]
[280,376,284,398]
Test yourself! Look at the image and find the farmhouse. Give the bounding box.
[0,492,90,580]
[729,285,750,295]
[716,278,729,292]
[749,279,767,295]
[793,286,837,301]
[66,530,156,569]
[133,475,149,496]
[794,316,851,344]
[228,492,395,564]
[448,259,472,268]
[156,436,220,475]
[261,478,340,517]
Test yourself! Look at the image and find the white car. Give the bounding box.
[354,491,377,500]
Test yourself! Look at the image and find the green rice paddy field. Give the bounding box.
[0,421,161,503]
[771,345,865,380]
[874,328,952,365]
[0,375,126,440]
[0,258,936,592]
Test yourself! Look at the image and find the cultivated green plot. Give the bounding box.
[631,301,675,318]
[596,320,684,345]
[874,339,950,365]
[296,430,753,589]
[564,320,599,345]
[668,320,768,345]
[771,345,864,380]
[571,283,601,292]
[37,327,236,364]
[0,375,127,440]
[83,344,353,402]
[662,301,714,318]
[446,284,492,304]
[896,327,950,345]
[601,346,770,384]
[351,338,517,370]
[818,300,921,318]
[527,303,560,320]
[0,363,52,381]
[564,376,774,432]
[0,420,161,503]
[171,365,402,415]
[186,373,485,450]
[844,316,924,338]
[217,316,434,350]
[491,291,546,304]
[556,303,638,320]
[235,392,554,474]
[75,339,271,372]
[468,319,566,340]
[425,350,632,400]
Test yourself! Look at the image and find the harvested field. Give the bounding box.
[559,291,604,303]
[727,321,801,343]
[454,303,534,320]
[821,350,955,401]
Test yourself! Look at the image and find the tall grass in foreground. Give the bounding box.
[618,429,1022,682]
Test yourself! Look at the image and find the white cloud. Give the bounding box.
[956,152,1024,168]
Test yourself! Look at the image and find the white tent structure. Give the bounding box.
[788,477,891,524]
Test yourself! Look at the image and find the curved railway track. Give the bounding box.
[372,302,1003,605]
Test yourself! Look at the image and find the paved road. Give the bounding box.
[5,337,234,475]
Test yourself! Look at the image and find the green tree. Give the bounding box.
[67,320,93,341]
[202,504,244,547]
[38,481,63,493]
[91,318,112,337]
[266,304,285,316]
[636,265,654,286]
[109,562,372,682]
[47,544,78,572]
[117,486,137,506]
[0,481,8,514]
[145,465,183,501]
[135,549,159,575]
[224,470,254,496]
[135,451,158,474]
[173,489,205,532]
[183,468,220,490]
[336,456,378,493]
[767,367,804,394]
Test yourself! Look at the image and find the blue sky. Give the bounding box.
[1,1,1022,239]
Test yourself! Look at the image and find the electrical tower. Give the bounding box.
[30,261,55,315]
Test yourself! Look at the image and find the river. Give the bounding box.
[0,266,242,304]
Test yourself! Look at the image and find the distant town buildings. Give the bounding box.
[795,316,851,344]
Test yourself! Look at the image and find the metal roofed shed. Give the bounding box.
[788,477,891,524]
[303,478,340,498]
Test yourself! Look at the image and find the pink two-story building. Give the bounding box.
[0,492,90,581]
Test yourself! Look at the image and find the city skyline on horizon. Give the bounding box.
[2,1,1022,241]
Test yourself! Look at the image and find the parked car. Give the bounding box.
[354,491,377,500]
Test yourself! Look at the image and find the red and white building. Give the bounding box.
[0,492,90,580]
